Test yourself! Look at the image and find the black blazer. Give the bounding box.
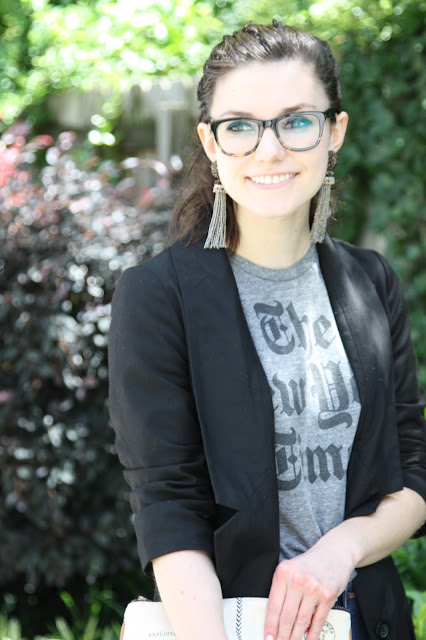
[109,235,426,640]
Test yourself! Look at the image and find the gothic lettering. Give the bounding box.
[304,444,345,483]
[313,315,335,349]
[275,429,302,490]
[286,302,310,355]
[272,374,306,417]
[310,361,353,429]
[254,301,295,355]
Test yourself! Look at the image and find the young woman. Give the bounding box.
[108,21,426,640]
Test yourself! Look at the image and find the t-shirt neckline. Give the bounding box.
[228,244,318,282]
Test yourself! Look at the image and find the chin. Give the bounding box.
[247,205,307,221]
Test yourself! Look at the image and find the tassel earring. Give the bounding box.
[310,150,338,244]
[204,161,227,249]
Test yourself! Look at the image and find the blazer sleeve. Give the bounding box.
[374,253,426,513]
[108,255,216,575]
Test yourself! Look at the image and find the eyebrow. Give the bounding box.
[215,103,319,119]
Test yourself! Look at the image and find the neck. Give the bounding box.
[234,211,311,269]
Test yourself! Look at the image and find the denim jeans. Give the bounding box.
[336,582,369,640]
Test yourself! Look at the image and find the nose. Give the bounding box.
[254,125,286,161]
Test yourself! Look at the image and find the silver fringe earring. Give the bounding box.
[310,150,338,244]
[204,161,227,249]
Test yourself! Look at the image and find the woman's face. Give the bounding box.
[198,59,348,229]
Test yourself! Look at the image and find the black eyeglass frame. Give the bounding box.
[209,108,339,156]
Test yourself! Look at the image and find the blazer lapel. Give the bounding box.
[317,236,396,515]
[171,239,276,510]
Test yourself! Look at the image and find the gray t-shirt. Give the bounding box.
[229,245,361,560]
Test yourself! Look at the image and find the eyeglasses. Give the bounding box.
[209,109,338,156]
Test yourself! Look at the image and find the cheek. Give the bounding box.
[308,146,330,186]
[317,152,329,180]
[317,134,332,171]
[216,158,244,194]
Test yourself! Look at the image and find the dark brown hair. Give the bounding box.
[168,20,342,250]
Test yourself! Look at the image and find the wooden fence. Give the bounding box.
[48,76,199,162]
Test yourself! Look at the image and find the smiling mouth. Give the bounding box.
[250,173,296,184]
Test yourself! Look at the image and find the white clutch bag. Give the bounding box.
[120,596,351,640]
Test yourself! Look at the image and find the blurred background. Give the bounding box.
[0,0,425,638]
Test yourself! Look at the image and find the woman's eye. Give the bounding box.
[283,116,312,129]
[226,120,255,133]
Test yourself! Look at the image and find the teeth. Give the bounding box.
[251,174,295,184]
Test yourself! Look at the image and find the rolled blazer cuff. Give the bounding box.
[135,501,215,575]
[402,473,426,538]
[402,460,426,507]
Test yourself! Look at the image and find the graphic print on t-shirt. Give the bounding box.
[253,298,359,492]
[230,245,361,558]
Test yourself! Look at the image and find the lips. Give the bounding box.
[249,173,296,184]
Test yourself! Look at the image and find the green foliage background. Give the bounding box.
[0,0,425,637]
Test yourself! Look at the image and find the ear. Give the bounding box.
[329,111,349,153]
[197,122,217,163]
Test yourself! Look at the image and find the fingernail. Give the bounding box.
[266,636,274,640]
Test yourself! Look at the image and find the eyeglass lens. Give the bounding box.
[215,113,323,154]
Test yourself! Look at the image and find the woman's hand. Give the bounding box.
[264,487,426,640]
[264,540,355,640]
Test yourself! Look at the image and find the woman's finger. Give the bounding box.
[265,556,342,640]
[264,571,287,640]
[304,601,334,640]
[287,599,319,640]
